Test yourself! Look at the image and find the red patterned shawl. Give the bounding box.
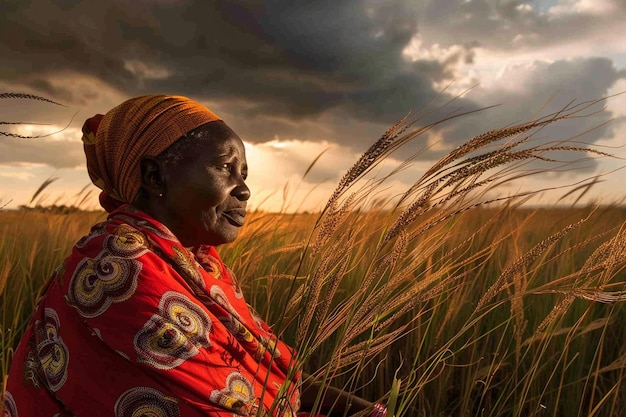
[5,206,300,416]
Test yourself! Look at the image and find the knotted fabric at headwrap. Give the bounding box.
[82,95,221,211]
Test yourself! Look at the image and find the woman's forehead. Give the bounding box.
[183,130,246,160]
[186,123,216,140]
[185,121,241,141]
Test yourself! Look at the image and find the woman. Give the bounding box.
[4,95,385,417]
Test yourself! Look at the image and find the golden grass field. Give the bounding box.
[3,95,626,416]
[2,205,626,417]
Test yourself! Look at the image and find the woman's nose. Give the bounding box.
[232,183,251,201]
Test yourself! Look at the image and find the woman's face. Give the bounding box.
[159,121,250,247]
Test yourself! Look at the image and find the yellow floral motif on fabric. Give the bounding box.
[209,372,257,415]
[105,225,150,257]
[34,308,69,392]
[134,291,212,370]
[66,255,142,318]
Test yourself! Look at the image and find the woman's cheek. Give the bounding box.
[201,210,217,231]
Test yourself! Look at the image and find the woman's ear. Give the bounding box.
[139,156,166,197]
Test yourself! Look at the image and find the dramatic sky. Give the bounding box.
[1,0,625,211]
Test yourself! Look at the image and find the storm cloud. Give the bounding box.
[0,0,624,171]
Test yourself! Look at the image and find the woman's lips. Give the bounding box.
[222,208,246,227]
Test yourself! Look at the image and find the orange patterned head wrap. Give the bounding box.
[82,95,221,212]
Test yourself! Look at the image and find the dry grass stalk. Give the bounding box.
[421,96,609,180]
[404,194,518,245]
[314,236,353,325]
[297,237,354,345]
[522,295,610,348]
[567,289,626,303]
[476,217,587,310]
[263,242,307,257]
[322,116,411,214]
[0,92,65,106]
[343,242,452,344]
[0,256,10,296]
[377,100,613,255]
[581,226,626,275]
[310,235,411,350]
[510,269,528,362]
[594,349,626,374]
[387,179,499,246]
[311,193,356,255]
[254,273,306,282]
[420,118,561,182]
[524,224,626,307]
[349,231,410,324]
[334,326,408,370]
[320,97,504,218]
[374,277,456,333]
[1,93,73,139]
[383,183,437,244]
[535,295,575,338]
[401,117,563,208]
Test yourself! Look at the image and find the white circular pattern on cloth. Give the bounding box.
[34,308,70,393]
[103,225,150,258]
[209,285,242,319]
[3,390,18,417]
[66,254,142,318]
[114,386,180,417]
[134,291,212,370]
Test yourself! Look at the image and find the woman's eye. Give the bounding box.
[215,163,246,180]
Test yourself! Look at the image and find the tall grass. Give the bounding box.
[2,207,626,416]
[225,207,626,417]
[225,98,626,416]
[2,95,626,416]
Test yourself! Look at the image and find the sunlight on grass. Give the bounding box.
[2,94,626,416]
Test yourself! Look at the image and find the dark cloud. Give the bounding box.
[0,0,623,171]
[0,0,459,130]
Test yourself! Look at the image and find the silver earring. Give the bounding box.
[158,192,163,198]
